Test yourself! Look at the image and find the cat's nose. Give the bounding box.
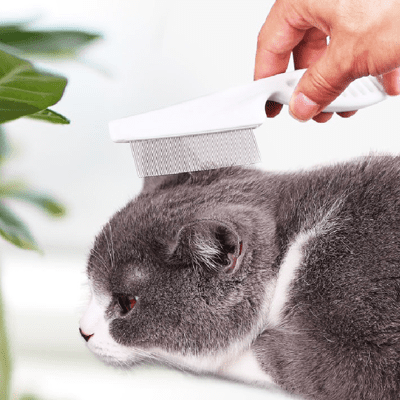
[79,327,94,342]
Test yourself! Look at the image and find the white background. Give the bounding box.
[1,0,399,399]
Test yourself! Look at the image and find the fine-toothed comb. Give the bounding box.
[109,69,387,177]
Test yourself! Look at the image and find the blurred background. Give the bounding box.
[0,0,399,399]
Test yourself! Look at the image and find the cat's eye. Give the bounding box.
[117,295,137,314]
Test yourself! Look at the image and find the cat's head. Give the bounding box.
[80,170,278,373]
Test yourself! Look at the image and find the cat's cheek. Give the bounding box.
[87,321,143,367]
[80,293,142,366]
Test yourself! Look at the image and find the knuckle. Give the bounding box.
[309,72,342,97]
[308,67,352,98]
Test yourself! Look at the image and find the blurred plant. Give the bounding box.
[0,20,100,59]
[0,128,66,251]
[0,19,101,400]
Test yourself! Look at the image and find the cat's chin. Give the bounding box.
[100,356,141,369]
[93,350,146,369]
[85,337,148,369]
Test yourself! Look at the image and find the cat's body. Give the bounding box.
[80,155,400,400]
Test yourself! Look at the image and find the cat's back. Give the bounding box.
[257,155,400,400]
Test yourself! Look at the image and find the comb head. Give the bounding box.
[130,128,261,177]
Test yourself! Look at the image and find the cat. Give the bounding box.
[80,154,400,400]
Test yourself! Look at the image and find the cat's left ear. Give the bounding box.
[171,219,245,274]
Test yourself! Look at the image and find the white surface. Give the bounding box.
[0,0,400,399]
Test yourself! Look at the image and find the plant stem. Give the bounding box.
[0,267,11,400]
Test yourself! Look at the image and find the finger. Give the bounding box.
[265,100,283,118]
[312,112,333,123]
[380,68,400,96]
[293,28,328,69]
[255,2,311,119]
[293,32,358,121]
[289,38,355,121]
[294,32,355,122]
[255,1,309,80]
[293,29,332,123]
[337,111,357,118]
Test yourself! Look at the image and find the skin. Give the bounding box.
[255,0,400,122]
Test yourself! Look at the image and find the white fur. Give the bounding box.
[79,291,108,334]
[267,229,315,326]
[267,198,341,327]
[193,232,221,270]
[219,349,276,386]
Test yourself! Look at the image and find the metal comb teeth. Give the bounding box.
[130,128,261,177]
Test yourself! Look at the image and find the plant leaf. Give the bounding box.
[18,394,41,400]
[0,22,101,57]
[0,201,38,250]
[0,49,67,123]
[22,192,66,217]
[0,180,26,195]
[26,108,70,124]
[0,183,66,217]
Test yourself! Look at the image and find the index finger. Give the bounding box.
[254,1,310,80]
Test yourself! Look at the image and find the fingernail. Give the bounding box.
[289,92,320,122]
[395,76,400,95]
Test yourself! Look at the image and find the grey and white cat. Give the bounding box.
[80,155,400,400]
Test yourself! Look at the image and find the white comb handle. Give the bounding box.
[267,69,388,112]
[109,69,390,144]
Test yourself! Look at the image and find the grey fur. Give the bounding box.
[86,155,400,400]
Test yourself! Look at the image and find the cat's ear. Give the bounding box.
[142,173,192,193]
[171,219,244,274]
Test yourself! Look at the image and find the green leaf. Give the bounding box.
[0,201,38,250]
[0,183,66,217]
[24,193,66,217]
[0,285,12,400]
[0,180,26,195]
[26,108,70,124]
[0,19,35,33]
[18,394,41,400]
[0,22,101,58]
[0,49,67,123]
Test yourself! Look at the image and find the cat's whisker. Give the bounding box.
[89,249,110,275]
[89,249,107,268]
[108,222,116,272]
[103,223,115,272]
[146,352,183,370]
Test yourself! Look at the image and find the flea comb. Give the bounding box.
[109,69,387,177]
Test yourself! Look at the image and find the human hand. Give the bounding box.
[255,0,400,122]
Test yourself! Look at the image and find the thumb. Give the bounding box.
[289,43,354,121]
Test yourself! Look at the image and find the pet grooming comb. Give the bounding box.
[109,69,387,177]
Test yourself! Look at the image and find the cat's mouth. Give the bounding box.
[87,341,150,368]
